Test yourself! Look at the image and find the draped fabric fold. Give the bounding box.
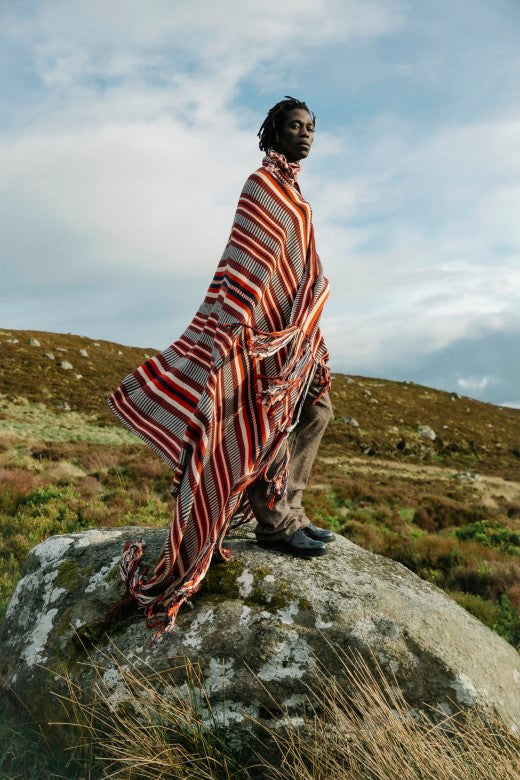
[107,151,330,641]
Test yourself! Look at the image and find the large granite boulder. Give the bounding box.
[1,525,519,756]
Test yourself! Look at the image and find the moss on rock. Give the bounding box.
[199,558,306,615]
[55,559,81,590]
[55,558,98,591]
[249,575,290,610]
[198,558,245,600]
[106,562,122,585]
[72,619,109,650]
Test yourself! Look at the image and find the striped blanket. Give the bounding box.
[107,151,330,640]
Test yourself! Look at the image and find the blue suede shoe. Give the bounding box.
[257,528,328,557]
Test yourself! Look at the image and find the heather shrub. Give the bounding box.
[0,466,39,493]
[447,590,503,630]
[0,468,40,514]
[446,558,520,603]
[341,519,391,555]
[77,474,104,499]
[384,533,463,576]
[413,507,437,532]
[413,494,490,531]
[455,520,520,555]
[505,502,520,519]
[122,491,170,526]
[451,590,520,646]
[506,582,520,610]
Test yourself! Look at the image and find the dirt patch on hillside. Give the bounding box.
[318,454,520,509]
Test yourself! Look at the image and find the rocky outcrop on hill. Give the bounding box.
[1,526,519,753]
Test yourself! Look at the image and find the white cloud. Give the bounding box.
[1,0,403,289]
[2,0,404,91]
[456,376,499,392]
[5,0,403,45]
[307,112,520,375]
[1,0,519,406]
[0,121,252,279]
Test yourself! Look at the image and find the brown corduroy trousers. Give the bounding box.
[246,370,333,541]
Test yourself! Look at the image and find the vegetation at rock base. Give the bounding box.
[2,648,519,779]
[0,700,80,780]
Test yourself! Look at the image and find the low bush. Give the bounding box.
[412,494,491,531]
[455,520,520,555]
[448,591,520,647]
[445,557,520,603]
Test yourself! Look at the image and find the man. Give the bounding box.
[246,98,334,555]
[108,97,333,639]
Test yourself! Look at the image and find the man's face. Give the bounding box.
[276,108,315,162]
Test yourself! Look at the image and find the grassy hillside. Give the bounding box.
[1,327,519,648]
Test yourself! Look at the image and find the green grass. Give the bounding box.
[0,436,172,622]
[448,591,520,646]
[0,393,140,445]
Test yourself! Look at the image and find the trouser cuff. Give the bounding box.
[254,512,310,542]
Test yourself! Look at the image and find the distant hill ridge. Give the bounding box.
[1,327,519,480]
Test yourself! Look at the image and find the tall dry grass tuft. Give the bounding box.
[53,647,250,779]
[258,647,520,780]
[54,644,520,780]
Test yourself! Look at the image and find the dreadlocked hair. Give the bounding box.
[258,96,316,154]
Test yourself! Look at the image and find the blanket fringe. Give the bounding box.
[312,361,331,404]
[117,504,236,646]
[265,445,291,509]
[243,323,302,359]
[119,540,146,592]
[256,375,302,410]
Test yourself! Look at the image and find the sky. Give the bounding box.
[1,0,520,408]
